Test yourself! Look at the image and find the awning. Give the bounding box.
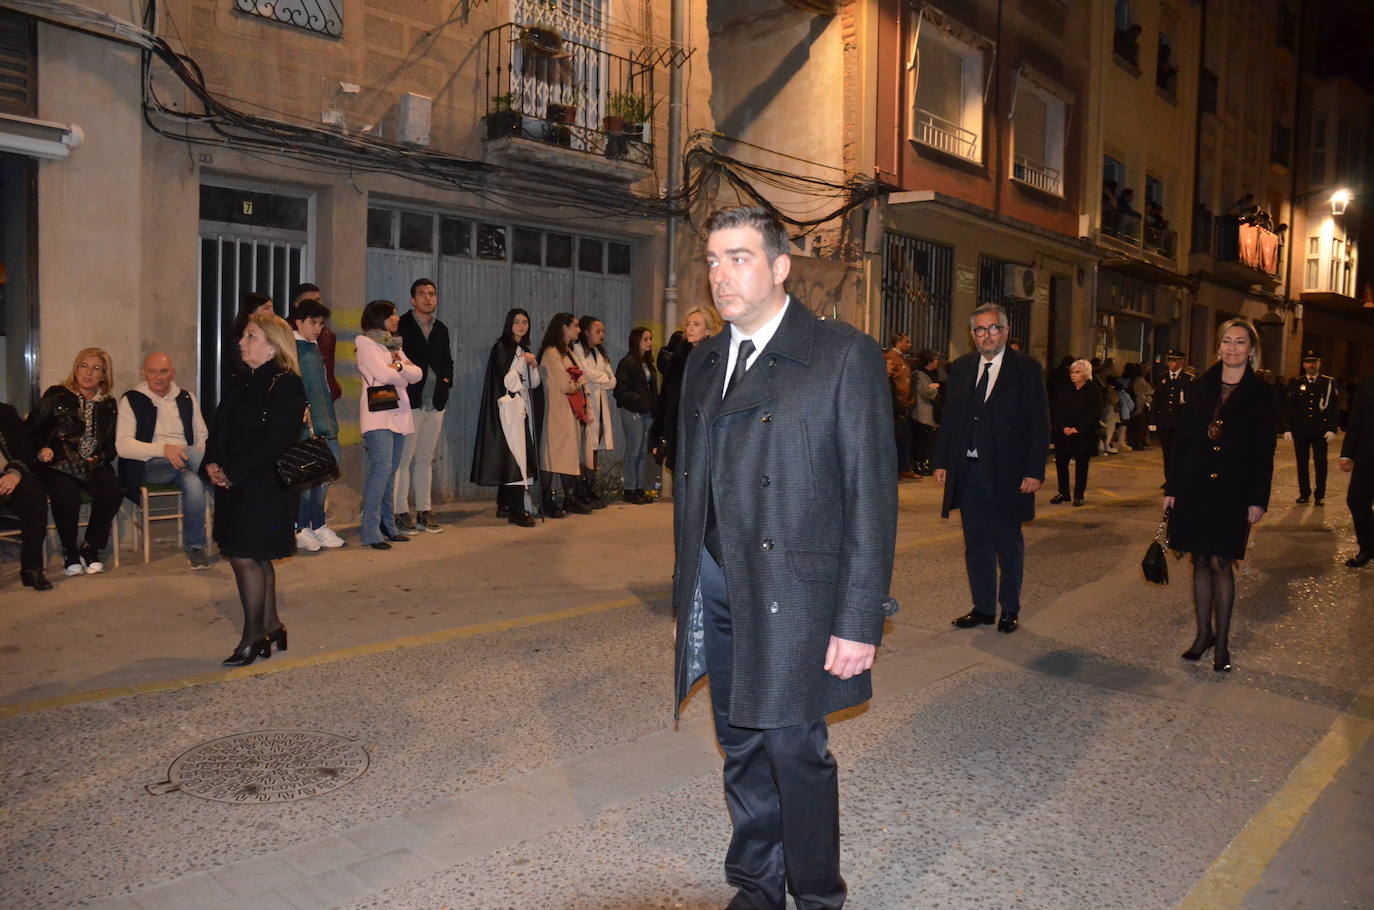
[1099,256,1193,288]
[0,112,82,160]
[780,0,839,13]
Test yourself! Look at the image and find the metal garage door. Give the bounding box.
[364,206,634,501]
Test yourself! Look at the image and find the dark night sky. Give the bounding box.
[1312,0,1374,92]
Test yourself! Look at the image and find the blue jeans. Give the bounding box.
[297,438,342,530]
[142,449,208,550]
[618,409,656,490]
[362,430,406,545]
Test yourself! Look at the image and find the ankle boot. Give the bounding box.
[541,489,567,519]
[21,569,53,591]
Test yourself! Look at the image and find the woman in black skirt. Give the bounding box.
[204,312,307,666]
[1164,318,1276,672]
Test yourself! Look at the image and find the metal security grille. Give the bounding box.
[881,233,952,354]
[977,254,1031,346]
[235,0,342,37]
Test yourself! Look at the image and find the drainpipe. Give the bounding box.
[1283,0,1307,368]
[663,0,686,335]
[1187,0,1207,362]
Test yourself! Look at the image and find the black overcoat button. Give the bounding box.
[762,538,774,550]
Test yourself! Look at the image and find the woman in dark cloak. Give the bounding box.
[471,308,544,526]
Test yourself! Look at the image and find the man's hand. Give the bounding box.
[1063,427,1078,436]
[1283,431,1293,441]
[1247,506,1265,525]
[1163,495,1175,511]
[1020,477,1042,493]
[205,462,231,488]
[1325,431,1336,442]
[37,447,53,463]
[1148,425,1157,432]
[163,444,188,470]
[824,636,875,680]
[934,468,946,486]
[0,470,19,496]
[1339,457,1354,474]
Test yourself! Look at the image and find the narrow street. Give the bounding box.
[1,446,1371,910]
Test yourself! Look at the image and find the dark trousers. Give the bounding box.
[892,414,912,473]
[1349,467,1374,554]
[1157,427,1177,480]
[41,463,122,557]
[699,548,845,910]
[0,474,49,570]
[957,457,1025,618]
[1054,448,1090,500]
[1293,433,1329,498]
[912,421,937,472]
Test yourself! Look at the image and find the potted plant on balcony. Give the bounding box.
[485,92,523,140]
[603,90,655,159]
[544,87,582,147]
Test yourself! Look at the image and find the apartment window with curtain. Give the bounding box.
[909,15,987,164]
[1011,79,1066,196]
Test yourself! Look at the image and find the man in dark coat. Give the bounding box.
[1149,348,1193,485]
[1339,374,1374,567]
[672,206,897,910]
[934,302,1050,634]
[395,277,454,532]
[1282,350,1340,506]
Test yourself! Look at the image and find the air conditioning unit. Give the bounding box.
[397,93,432,146]
[1003,264,1037,299]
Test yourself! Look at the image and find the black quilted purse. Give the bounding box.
[1141,510,1171,585]
[266,374,340,488]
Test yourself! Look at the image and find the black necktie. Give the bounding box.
[725,339,755,399]
[974,360,991,402]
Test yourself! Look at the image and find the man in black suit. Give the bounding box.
[1149,348,1192,485]
[1283,350,1340,506]
[1339,374,1374,566]
[672,206,897,910]
[934,302,1050,634]
[0,402,52,590]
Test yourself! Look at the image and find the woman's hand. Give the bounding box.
[1162,495,1175,511]
[1247,506,1265,525]
[37,447,53,463]
[205,462,231,488]
[1063,427,1077,436]
[522,352,538,366]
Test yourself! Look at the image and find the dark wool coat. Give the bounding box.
[933,348,1050,522]
[671,301,898,730]
[1341,375,1374,469]
[1052,382,1103,458]
[650,339,696,471]
[1166,363,1276,560]
[470,338,544,486]
[203,363,307,560]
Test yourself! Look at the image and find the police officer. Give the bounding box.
[1282,350,1340,505]
[1149,349,1193,486]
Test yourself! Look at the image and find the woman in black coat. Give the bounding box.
[650,306,719,471]
[28,347,122,576]
[204,313,307,666]
[1050,358,1103,506]
[614,326,658,504]
[470,308,543,527]
[1164,319,1275,672]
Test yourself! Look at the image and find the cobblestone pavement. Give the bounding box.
[0,445,1370,910]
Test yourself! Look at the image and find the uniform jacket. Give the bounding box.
[1149,371,1193,429]
[397,310,454,411]
[933,348,1050,523]
[671,301,898,730]
[1340,375,1374,469]
[1281,373,1340,436]
[27,385,118,482]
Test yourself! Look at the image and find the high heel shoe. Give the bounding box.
[1213,647,1233,672]
[1181,635,1215,661]
[267,626,288,653]
[222,637,272,667]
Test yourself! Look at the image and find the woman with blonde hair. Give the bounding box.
[650,305,720,470]
[1164,318,1275,673]
[204,312,307,665]
[28,347,123,576]
[1050,358,1103,506]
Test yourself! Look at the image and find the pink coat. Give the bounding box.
[356,333,422,435]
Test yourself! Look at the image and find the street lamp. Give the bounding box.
[1331,189,1352,215]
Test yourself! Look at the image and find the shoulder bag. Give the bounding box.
[266,375,340,488]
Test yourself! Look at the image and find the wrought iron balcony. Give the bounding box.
[1011,154,1062,196]
[1102,208,1142,244]
[235,0,341,37]
[1214,214,1282,277]
[481,22,656,170]
[1143,223,1176,258]
[912,109,978,162]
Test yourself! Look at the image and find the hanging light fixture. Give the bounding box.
[1331,189,1352,215]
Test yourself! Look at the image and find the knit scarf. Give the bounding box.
[365,329,404,352]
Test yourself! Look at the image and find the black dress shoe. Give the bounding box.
[222,637,272,667]
[1347,552,1373,568]
[20,569,53,591]
[1072,498,1084,507]
[1315,498,1324,507]
[508,509,536,528]
[1295,495,1310,504]
[997,615,1019,633]
[369,541,392,550]
[1050,493,1069,504]
[952,611,996,628]
[1214,647,1233,672]
[384,531,411,542]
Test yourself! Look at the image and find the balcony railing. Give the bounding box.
[912,109,978,162]
[1214,214,1282,276]
[1012,154,1062,196]
[1102,208,1142,244]
[1143,223,1177,257]
[481,23,656,168]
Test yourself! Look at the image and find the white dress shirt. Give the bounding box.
[722,297,791,398]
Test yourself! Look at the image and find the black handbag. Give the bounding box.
[1141,511,1171,585]
[366,384,400,412]
[276,405,339,488]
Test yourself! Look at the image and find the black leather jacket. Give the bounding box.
[27,385,118,481]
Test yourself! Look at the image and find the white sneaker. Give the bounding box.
[313,525,346,548]
[83,558,104,575]
[295,528,322,552]
[64,561,84,577]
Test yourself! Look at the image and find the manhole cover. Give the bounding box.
[147,730,369,803]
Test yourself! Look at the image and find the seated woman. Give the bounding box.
[471,308,543,527]
[0,402,51,590]
[28,348,122,576]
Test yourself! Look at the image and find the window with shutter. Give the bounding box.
[1015,93,1047,164]
[0,10,36,117]
[916,40,963,125]
[909,23,982,163]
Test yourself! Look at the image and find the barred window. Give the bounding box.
[235,0,342,38]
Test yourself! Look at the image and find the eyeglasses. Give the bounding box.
[971,324,1005,337]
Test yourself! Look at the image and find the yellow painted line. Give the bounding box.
[1178,679,1374,909]
[0,591,669,720]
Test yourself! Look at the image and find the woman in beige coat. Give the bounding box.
[538,313,591,517]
